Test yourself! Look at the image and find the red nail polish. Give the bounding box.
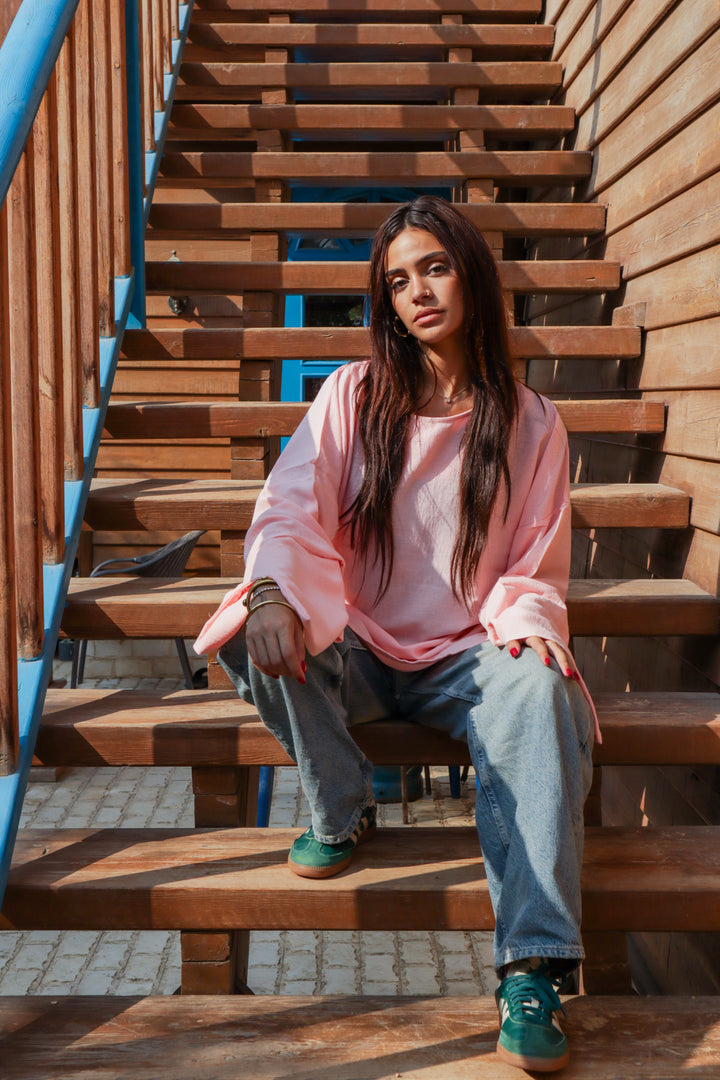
[565,668,573,677]
[301,661,307,673]
[509,647,519,658]
[544,657,552,667]
[299,677,306,685]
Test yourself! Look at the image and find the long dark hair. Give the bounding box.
[347,195,519,607]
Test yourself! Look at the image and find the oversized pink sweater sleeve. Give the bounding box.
[479,391,571,649]
[193,366,353,657]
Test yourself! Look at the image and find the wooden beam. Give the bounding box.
[4,825,720,933]
[59,576,719,639]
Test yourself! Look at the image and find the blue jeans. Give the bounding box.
[219,628,594,970]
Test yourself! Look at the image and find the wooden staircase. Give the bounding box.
[3,0,720,1074]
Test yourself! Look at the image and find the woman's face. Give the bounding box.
[384,227,466,355]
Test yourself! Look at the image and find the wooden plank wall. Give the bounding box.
[535,0,720,994]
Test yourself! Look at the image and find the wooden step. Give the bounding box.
[148,197,605,237]
[104,399,666,439]
[145,259,617,295]
[84,477,688,531]
[157,150,592,187]
[119,326,642,361]
[37,689,720,768]
[176,61,562,101]
[6,994,719,1079]
[191,0,544,20]
[184,22,555,54]
[165,103,578,140]
[58,577,719,639]
[4,824,720,932]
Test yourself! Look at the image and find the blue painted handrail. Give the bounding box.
[0,0,194,905]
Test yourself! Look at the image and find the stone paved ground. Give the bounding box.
[0,670,496,998]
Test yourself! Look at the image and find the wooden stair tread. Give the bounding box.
[4,825,720,932]
[149,198,604,235]
[84,477,688,530]
[119,325,642,360]
[191,0,544,15]
[58,577,719,639]
[157,150,591,186]
[165,103,578,139]
[104,399,666,438]
[184,23,555,51]
[1,994,719,1079]
[145,259,617,294]
[176,61,561,95]
[37,689,720,767]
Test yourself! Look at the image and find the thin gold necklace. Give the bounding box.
[436,383,472,405]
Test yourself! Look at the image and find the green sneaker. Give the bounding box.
[495,959,569,1073]
[288,804,377,879]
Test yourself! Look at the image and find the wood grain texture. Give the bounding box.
[103,398,666,439]
[57,576,719,638]
[82,477,688,531]
[184,23,554,52]
[0,205,18,774]
[36,688,720,768]
[0,995,719,1079]
[157,150,591,186]
[149,196,603,235]
[145,259,616,294]
[189,0,544,18]
[3,825,720,933]
[119,325,640,360]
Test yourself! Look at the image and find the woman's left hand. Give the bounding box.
[505,636,578,680]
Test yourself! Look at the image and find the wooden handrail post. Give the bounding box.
[34,75,65,565]
[125,0,146,327]
[7,139,44,660]
[73,0,100,409]
[56,26,83,481]
[93,0,115,338]
[110,0,132,280]
[0,203,19,776]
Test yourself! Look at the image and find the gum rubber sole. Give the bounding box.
[288,823,376,879]
[496,1040,570,1073]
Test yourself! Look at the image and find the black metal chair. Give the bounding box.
[70,530,206,689]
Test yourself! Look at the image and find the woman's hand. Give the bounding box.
[505,635,578,680]
[245,596,306,683]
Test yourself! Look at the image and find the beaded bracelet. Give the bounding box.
[242,577,279,609]
[248,585,282,604]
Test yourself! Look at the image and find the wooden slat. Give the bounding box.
[149,198,604,237]
[165,103,577,139]
[58,576,719,639]
[5,994,719,1080]
[73,0,100,408]
[0,204,18,775]
[158,150,591,186]
[184,23,555,51]
[119,326,642,360]
[83,477,688,530]
[145,259,616,294]
[92,0,115,337]
[110,0,131,276]
[4,825,720,933]
[56,29,83,479]
[7,141,43,660]
[190,0,544,17]
[103,399,666,439]
[33,81,65,564]
[37,689,720,768]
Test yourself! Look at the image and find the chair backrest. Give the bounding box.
[92,531,206,578]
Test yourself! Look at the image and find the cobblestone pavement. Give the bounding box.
[0,672,496,998]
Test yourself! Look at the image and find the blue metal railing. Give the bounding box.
[0,0,193,903]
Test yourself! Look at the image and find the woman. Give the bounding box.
[195,195,597,1073]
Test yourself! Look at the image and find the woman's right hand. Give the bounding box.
[245,596,306,683]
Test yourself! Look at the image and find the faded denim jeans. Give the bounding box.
[219,627,594,971]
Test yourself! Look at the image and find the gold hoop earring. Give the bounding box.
[393,316,409,338]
